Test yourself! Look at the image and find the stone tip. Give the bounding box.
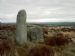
[18,9,26,15]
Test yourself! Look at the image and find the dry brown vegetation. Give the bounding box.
[0,23,75,56]
[44,33,72,46]
[0,36,17,56]
[27,44,54,56]
[16,42,54,56]
[0,24,16,30]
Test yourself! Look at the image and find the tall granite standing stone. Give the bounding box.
[27,26,44,43]
[16,10,27,45]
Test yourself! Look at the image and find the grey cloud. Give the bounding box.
[0,0,75,22]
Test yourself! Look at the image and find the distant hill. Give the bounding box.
[28,22,75,27]
[0,22,75,27]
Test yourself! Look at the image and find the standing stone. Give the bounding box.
[27,26,44,43]
[16,10,27,45]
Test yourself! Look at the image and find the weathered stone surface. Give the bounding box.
[27,26,44,42]
[16,10,27,45]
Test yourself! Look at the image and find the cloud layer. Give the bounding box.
[0,0,75,22]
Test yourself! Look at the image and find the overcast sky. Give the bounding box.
[0,0,75,23]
